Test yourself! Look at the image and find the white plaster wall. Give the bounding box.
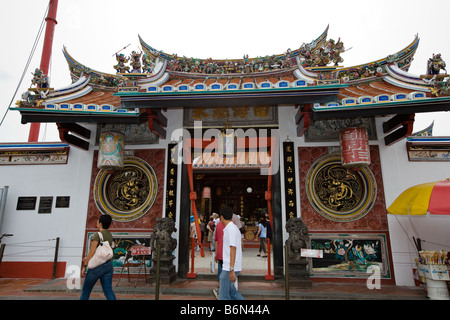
[0,123,97,276]
[0,109,183,277]
[377,116,450,286]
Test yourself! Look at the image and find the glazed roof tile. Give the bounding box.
[216,79,228,86]
[165,79,182,86]
[340,85,373,97]
[228,78,241,84]
[254,77,266,84]
[337,78,417,101]
[64,90,121,106]
[370,81,416,94]
[204,79,216,86]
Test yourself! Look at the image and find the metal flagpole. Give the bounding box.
[28,0,59,142]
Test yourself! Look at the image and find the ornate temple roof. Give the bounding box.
[12,26,450,147]
[60,28,421,96]
[28,29,430,107]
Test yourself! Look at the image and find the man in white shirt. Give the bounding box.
[218,206,245,300]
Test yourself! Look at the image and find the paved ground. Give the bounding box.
[0,277,429,320]
[0,246,435,320]
[0,248,428,301]
[193,246,272,274]
[0,276,428,300]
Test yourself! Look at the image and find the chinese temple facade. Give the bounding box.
[1,23,450,287]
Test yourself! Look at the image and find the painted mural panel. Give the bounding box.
[86,231,151,274]
[309,233,391,279]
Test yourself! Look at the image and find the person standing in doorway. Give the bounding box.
[212,214,224,299]
[228,202,245,250]
[218,206,245,300]
[199,214,207,245]
[207,215,216,250]
[80,214,116,300]
[264,210,272,245]
[190,215,200,252]
[256,217,267,258]
[210,212,219,251]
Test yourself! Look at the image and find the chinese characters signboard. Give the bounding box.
[283,141,298,220]
[165,143,178,221]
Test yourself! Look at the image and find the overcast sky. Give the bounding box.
[1,0,449,142]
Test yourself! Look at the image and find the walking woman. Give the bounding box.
[256,217,267,258]
[80,214,116,300]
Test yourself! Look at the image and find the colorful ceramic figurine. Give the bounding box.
[427,53,447,75]
[129,51,142,73]
[142,53,154,73]
[114,53,130,73]
[31,68,49,88]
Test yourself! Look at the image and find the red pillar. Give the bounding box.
[184,140,205,258]
[264,136,275,280]
[28,0,59,142]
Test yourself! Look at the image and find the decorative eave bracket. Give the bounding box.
[382,113,415,146]
[57,123,91,151]
[295,104,312,137]
[141,108,167,139]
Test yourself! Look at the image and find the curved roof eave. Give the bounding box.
[62,46,121,89]
[337,35,420,75]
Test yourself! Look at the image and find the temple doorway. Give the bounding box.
[195,171,268,243]
[189,170,275,277]
[177,130,283,279]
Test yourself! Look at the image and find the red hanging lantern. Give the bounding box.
[202,186,211,199]
[340,127,371,168]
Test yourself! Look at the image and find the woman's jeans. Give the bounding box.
[259,237,267,254]
[218,270,245,300]
[80,261,116,300]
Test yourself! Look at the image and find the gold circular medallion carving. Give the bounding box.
[94,156,157,221]
[306,154,376,222]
